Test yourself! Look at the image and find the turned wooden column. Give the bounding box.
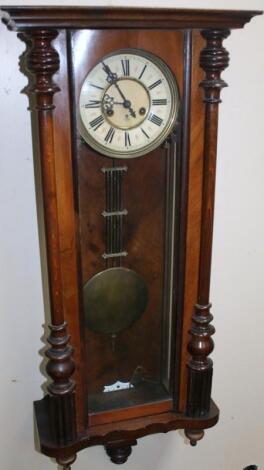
[24,29,76,445]
[186,29,230,427]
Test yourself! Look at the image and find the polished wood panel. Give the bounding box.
[53,32,87,433]
[178,31,205,412]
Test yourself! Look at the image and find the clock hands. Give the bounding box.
[102,61,118,84]
[101,62,136,118]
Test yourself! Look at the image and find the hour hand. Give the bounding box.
[102,62,118,84]
[114,83,136,118]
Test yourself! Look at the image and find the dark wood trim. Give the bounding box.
[1,7,261,31]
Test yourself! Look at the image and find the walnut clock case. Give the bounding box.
[1,7,261,469]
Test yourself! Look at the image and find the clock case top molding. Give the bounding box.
[1,7,261,470]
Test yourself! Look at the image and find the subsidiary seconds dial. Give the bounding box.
[79,49,179,158]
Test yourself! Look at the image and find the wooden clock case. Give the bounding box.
[1,7,261,469]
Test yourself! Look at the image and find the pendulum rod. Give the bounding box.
[101,164,128,268]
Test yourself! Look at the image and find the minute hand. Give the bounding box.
[114,82,136,118]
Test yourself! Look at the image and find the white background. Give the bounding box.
[0,1,263,469]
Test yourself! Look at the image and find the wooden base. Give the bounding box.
[33,396,219,465]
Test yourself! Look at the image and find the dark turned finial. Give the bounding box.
[187,303,215,416]
[46,322,77,445]
[24,29,60,110]
[46,322,75,397]
[200,29,230,103]
[188,303,215,375]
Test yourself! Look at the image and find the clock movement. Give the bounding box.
[0,6,261,469]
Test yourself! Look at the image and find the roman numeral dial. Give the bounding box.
[79,48,179,158]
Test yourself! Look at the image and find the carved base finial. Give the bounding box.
[185,429,205,446]
[105,445,132,464]
[105,441,137,464]
[57,454,76,469]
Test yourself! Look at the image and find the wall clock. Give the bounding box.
[0,7,261,470]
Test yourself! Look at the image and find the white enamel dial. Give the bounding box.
[78,49,179,159]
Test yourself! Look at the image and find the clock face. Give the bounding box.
[78,48,179,158]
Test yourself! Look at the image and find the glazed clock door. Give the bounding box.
[69,30,183,425]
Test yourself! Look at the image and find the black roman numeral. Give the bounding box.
[148,114,163,126]
[148,79,162,90]
[84,100,101,109]
[89,115,104,130]
[89,83,104,90]
[121,59,130,76]
[125,131,131,147]
[104,127,115,143]
[138,64,147,80]
[152,99,167,106]
[141,128,150,139]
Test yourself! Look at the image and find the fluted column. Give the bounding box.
[23,29,76,445]
[186,29,230,437]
